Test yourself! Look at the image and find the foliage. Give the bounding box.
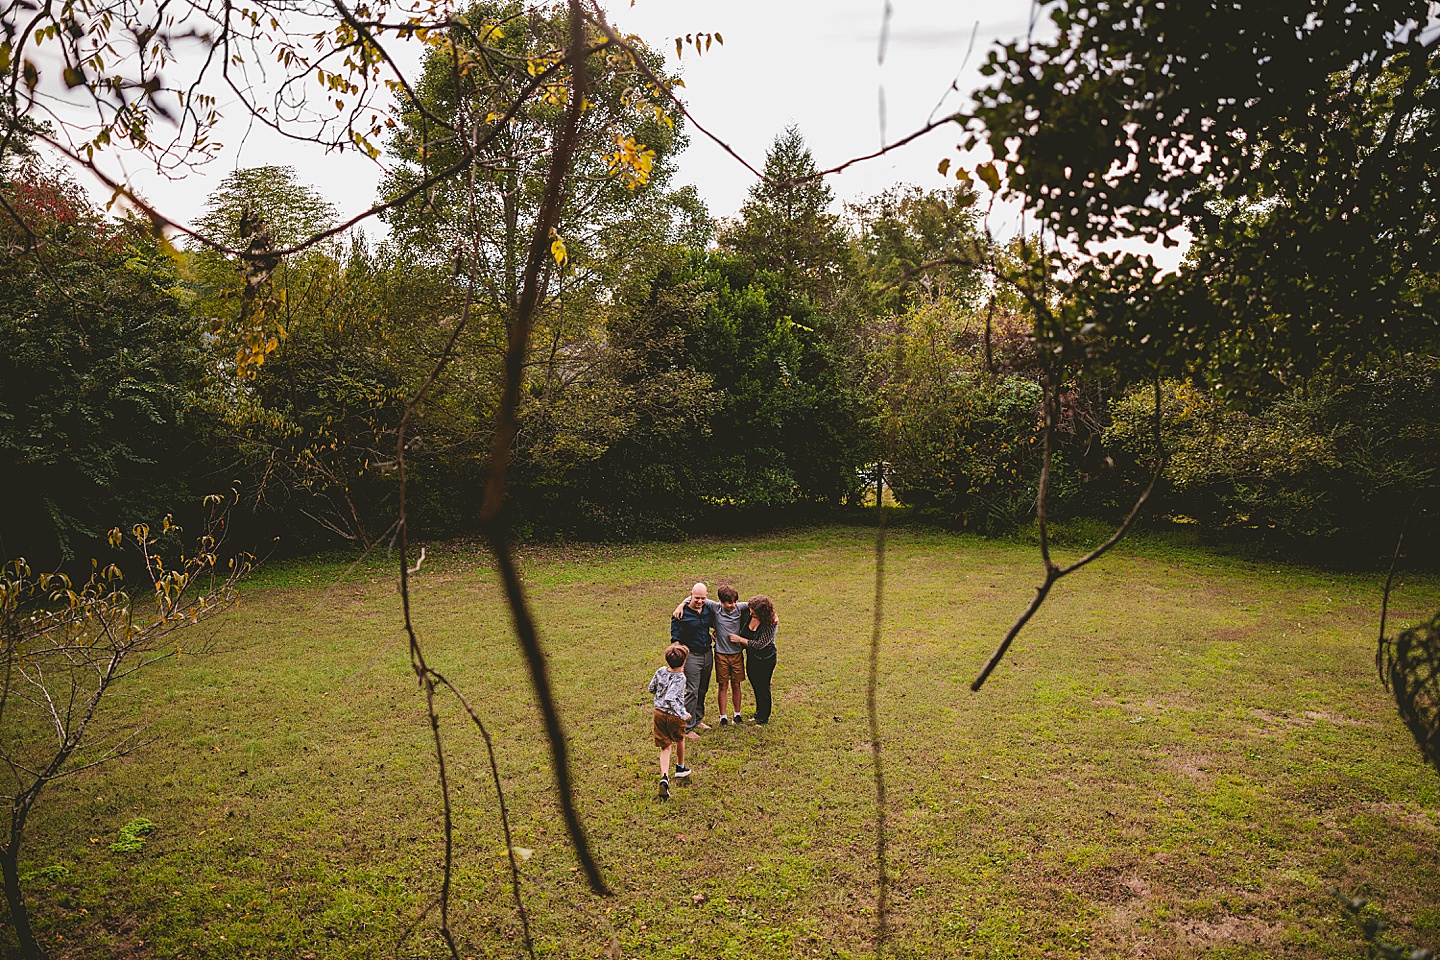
[187,169,439,550]
[877,296,1123,534]
[108,817,155,853]
[848,184,983,315]
[195,166,338,250]
[0,163,213,565]
[1107,365,1440,554]
[1378,612,1440,778]
[966,0,1440,389]
[383,2,688,295]
[644,251,869,512]
[719,125,854,306]
[1338,892,1437,960]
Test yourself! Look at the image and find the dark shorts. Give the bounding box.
[715,651,746,684]
[653,710,686,748]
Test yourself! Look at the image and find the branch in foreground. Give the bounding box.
[1375,507,1440,777]
[467,0,609,899]
[972,375,1166,692]
[866,505,891,955]
[586,3,959,191]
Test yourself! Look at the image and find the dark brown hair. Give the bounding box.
[717,583,739,603]
[748,594,776,625]
[664,643,689,668]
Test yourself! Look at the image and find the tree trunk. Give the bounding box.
[1,832,43,959]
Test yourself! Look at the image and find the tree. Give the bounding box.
[0,505,249,959]
[966,0,1440,389]
[184,168,420,549]
[640,252,868,510]
[849,184,984,315]
[0,163,213,565]
[1106,363,1440,557]
[951,0,1440,692]
[383,2,689,307]
[719,125,853,305]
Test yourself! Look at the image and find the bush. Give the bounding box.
[1106,364,1440,561]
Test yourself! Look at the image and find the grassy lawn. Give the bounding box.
[13,524,1440,959]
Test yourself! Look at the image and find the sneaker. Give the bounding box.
[718,716,729,727]
[697,722,712,731]
[674,764,692,779]
[658,776,670,801]
[733,712,743,725]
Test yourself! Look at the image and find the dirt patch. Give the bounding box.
[782,684,816,704]
[1301,709,1371,727]
[1178,914,1282,950]
[1161,752,1217,785]
[1250,707,1373,730]
[1364,801,1440,832]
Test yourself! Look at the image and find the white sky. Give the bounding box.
[86,0,1046,238]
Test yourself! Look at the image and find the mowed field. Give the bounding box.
[15,525,1440,959]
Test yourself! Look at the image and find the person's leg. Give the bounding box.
[730,679,743,717]
[695,650,713,728]
[683,653,703,731]
[717,665,730,718]
[676,735,685,768]
[750,653,775,724]
[658,744,671,778]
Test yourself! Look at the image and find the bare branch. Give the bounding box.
[972,374,1166,691]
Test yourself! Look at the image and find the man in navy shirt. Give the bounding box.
[671,582,718,738]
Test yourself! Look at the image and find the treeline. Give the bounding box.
[2,6,1436,568]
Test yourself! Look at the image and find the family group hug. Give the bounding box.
[645,582,780,801]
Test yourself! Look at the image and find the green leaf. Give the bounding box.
[976,161,1001,192]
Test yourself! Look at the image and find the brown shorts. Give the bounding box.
[715,651,746,684]
[653,710,686,748]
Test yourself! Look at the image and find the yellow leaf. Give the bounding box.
[937,158,951,177]
[549,229,567,266]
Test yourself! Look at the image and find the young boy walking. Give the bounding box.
[648,643,693,800]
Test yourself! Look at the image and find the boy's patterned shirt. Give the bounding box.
[648,666,687,719]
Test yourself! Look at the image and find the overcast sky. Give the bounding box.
[86,0,1044,238]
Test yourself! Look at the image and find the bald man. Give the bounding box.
[670,582,718,737]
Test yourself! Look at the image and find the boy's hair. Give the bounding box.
[717,583,740,604]
[664,643,689,668]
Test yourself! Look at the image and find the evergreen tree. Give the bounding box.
[720,125,852,304]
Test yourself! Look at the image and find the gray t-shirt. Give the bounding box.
[704,599,749,655]
[648,666,687,719]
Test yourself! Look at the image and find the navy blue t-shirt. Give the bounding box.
[671,601,716,651]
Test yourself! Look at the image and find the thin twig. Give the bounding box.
[972,374,1165,691]
[867,503,891,954]
[586,4,959,191]
[1376,498,1415,673]
[431,671,536,960]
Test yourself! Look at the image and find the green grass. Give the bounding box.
[14,525,1440,959]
